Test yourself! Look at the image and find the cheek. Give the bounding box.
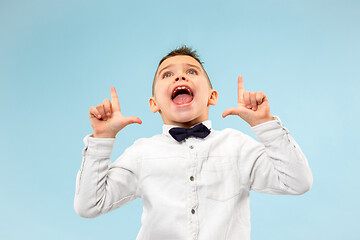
[196,89,211,103]
[154,85,170,103]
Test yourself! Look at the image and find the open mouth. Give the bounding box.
[171,85,194,105]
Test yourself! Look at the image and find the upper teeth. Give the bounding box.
[172,86,192,98]
[173,86,191,94]
[177,86,187,91]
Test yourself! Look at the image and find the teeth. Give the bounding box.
[172,86,193,99]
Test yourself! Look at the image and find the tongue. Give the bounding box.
[173,94,193,105]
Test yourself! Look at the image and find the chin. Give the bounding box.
[175,117,197,124]
[171,112,206,125]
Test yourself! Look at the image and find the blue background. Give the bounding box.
[1,0,359,239]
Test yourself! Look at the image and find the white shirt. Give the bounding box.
[74,116,313,240]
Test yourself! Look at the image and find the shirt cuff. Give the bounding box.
[82,134,116,157]
[250,116,290,144]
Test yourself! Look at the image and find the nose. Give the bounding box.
[175,76,186,81]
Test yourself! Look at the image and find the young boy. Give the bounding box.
[74,46,313,240]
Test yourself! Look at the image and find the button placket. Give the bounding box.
[191,204,199,239]
[186,139,199,239]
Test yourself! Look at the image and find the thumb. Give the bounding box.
[123,116,143,125]
[223,106,254,119]
[222,108,241,118]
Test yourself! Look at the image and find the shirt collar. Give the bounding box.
[162,120,212,138]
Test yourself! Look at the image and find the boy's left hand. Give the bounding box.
[222,75,274,127]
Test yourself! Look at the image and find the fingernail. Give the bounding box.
[107,112,111,116]
[98,115,101,118]
[104,118,107,121]
[247,105,251,109]
[252,107,256,110]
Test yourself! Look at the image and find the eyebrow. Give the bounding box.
[157,63,202,77]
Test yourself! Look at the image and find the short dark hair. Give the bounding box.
[152,45,212,95]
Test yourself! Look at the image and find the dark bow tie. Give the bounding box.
[169,123,211,142]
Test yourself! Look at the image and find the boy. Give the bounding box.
[74,46,313,240]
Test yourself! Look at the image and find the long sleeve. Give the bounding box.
[74,134,141,218]
[247,116,313,195]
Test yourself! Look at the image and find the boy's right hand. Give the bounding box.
[89,87,142,138]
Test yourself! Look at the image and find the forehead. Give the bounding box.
[156,55,203,76]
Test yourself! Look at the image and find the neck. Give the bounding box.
[164,118,207,128]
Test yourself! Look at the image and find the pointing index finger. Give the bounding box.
[110,86,121,113]
[238,75,245,104]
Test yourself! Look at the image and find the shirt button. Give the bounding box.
[190,176,194,181]
[191,209,195,214]
[189,145,194,149]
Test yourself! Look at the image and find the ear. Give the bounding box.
[149,97,160,113]
[208,90,218,106]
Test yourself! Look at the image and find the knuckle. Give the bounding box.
[91,107,98,113]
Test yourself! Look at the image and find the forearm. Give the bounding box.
[250,116,313,195]
[74,134,116,218]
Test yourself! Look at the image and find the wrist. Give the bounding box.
[92,132,116,138]
[249,116,274,127]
